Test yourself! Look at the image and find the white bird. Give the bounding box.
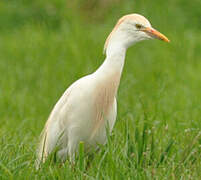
[36,13,169,167]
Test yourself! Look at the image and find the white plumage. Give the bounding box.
[36,13,169,167]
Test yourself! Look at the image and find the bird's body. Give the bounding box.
[36,14,169,167]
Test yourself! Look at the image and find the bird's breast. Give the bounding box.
[91,71,121,138]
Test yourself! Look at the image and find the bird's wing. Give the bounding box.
[36,80,75,167]
[36,75,93,167]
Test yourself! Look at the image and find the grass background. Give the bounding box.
[0,0,201,179]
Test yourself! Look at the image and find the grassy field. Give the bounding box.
[0,0,201,179]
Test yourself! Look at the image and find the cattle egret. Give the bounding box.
[36,13,169,167]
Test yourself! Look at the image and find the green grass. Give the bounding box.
[0,0,201,179]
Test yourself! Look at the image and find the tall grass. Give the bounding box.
[0,0,201,179]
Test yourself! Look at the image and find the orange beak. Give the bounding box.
[143,27,170,42]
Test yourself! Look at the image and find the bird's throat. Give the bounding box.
[95,44,126,95]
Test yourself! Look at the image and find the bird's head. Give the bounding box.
[104,14,169,54]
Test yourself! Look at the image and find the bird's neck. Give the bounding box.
[94,44,127,97]
[97,44,127,75]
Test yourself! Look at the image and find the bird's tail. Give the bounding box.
[35,128,48,169]
[35,120,62,169]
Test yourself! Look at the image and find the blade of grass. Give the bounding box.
[0,161,13,179]
[78,141,85,172]
[157,139,174,167]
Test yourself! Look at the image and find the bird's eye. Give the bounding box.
[135,24,143,29]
